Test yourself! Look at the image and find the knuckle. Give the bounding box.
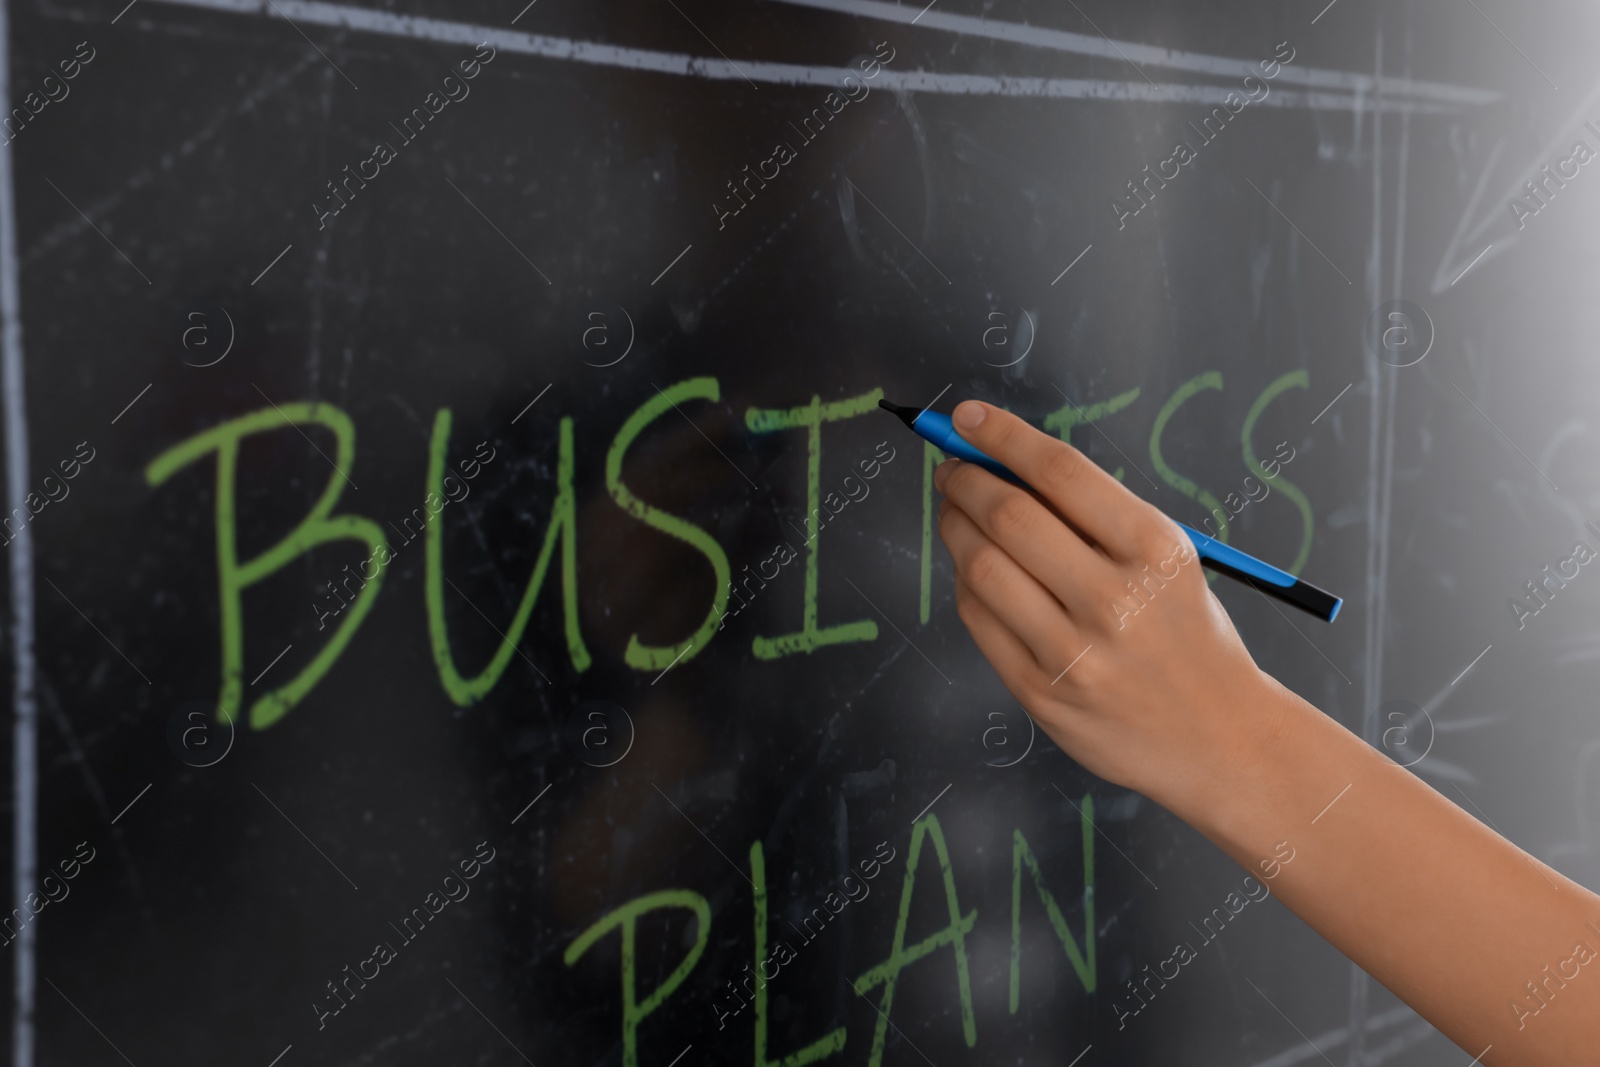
[967,544,1010,588]
[1137,510,1184,556]
[1038,446,1083,491]
[1069,649,1104,687]
[1135,527,1174,561]
[989,494,1036,540]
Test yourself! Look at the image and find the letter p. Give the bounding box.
[564,889,711,1067]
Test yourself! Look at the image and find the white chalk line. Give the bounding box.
[0,1,39,1064]
[768,0,1497,107]
[136,0,1455,110]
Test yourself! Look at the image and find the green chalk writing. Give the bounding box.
[751,841,848,1065]
[563,889,712,1067]
[145,403,386,730]
[1010,795,1096,1012]
[853,814,977,1067]
[1150,372,1229,586]
[1043,387,1142,482]
[1149,371,1229,542]
[745,390,883,658]
[146,381,1319,713]
[607,379,733,670]
[1242,372,1315,576]
[425,408,590,704]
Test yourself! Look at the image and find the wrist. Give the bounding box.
[1163,670,1333,850]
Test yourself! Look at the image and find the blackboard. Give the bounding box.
[6,0,1600,1064]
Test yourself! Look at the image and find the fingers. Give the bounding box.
[952,575,1047,704]
[935,459,1116,616]
[948,400,1172,561]
[939,502,1086,674]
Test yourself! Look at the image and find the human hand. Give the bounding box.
[939,399,1600,1066]
[934,400,1284,814]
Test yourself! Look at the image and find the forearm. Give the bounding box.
[1179,672,1600,1066]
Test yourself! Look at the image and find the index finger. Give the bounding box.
[948,400,1161,560]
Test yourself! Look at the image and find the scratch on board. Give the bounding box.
[132,0,1470,111]
[22,52,319,266]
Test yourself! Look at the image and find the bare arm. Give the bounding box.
[934,399,1600,1066]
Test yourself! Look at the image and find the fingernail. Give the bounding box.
[933,459,955,491]
[953,401,987,431]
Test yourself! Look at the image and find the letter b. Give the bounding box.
[146,403,387,729]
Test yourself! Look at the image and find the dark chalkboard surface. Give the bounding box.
[5,0,1600,1064]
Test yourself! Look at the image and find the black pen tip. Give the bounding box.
[878,399,920,428]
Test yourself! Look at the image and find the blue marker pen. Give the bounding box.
[881,399,1342,623]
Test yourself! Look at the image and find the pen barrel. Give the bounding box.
[1182,525,1341,621]
[1182,524,1298,588]
[896,407,1342,622]
[914,412,1025,486]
